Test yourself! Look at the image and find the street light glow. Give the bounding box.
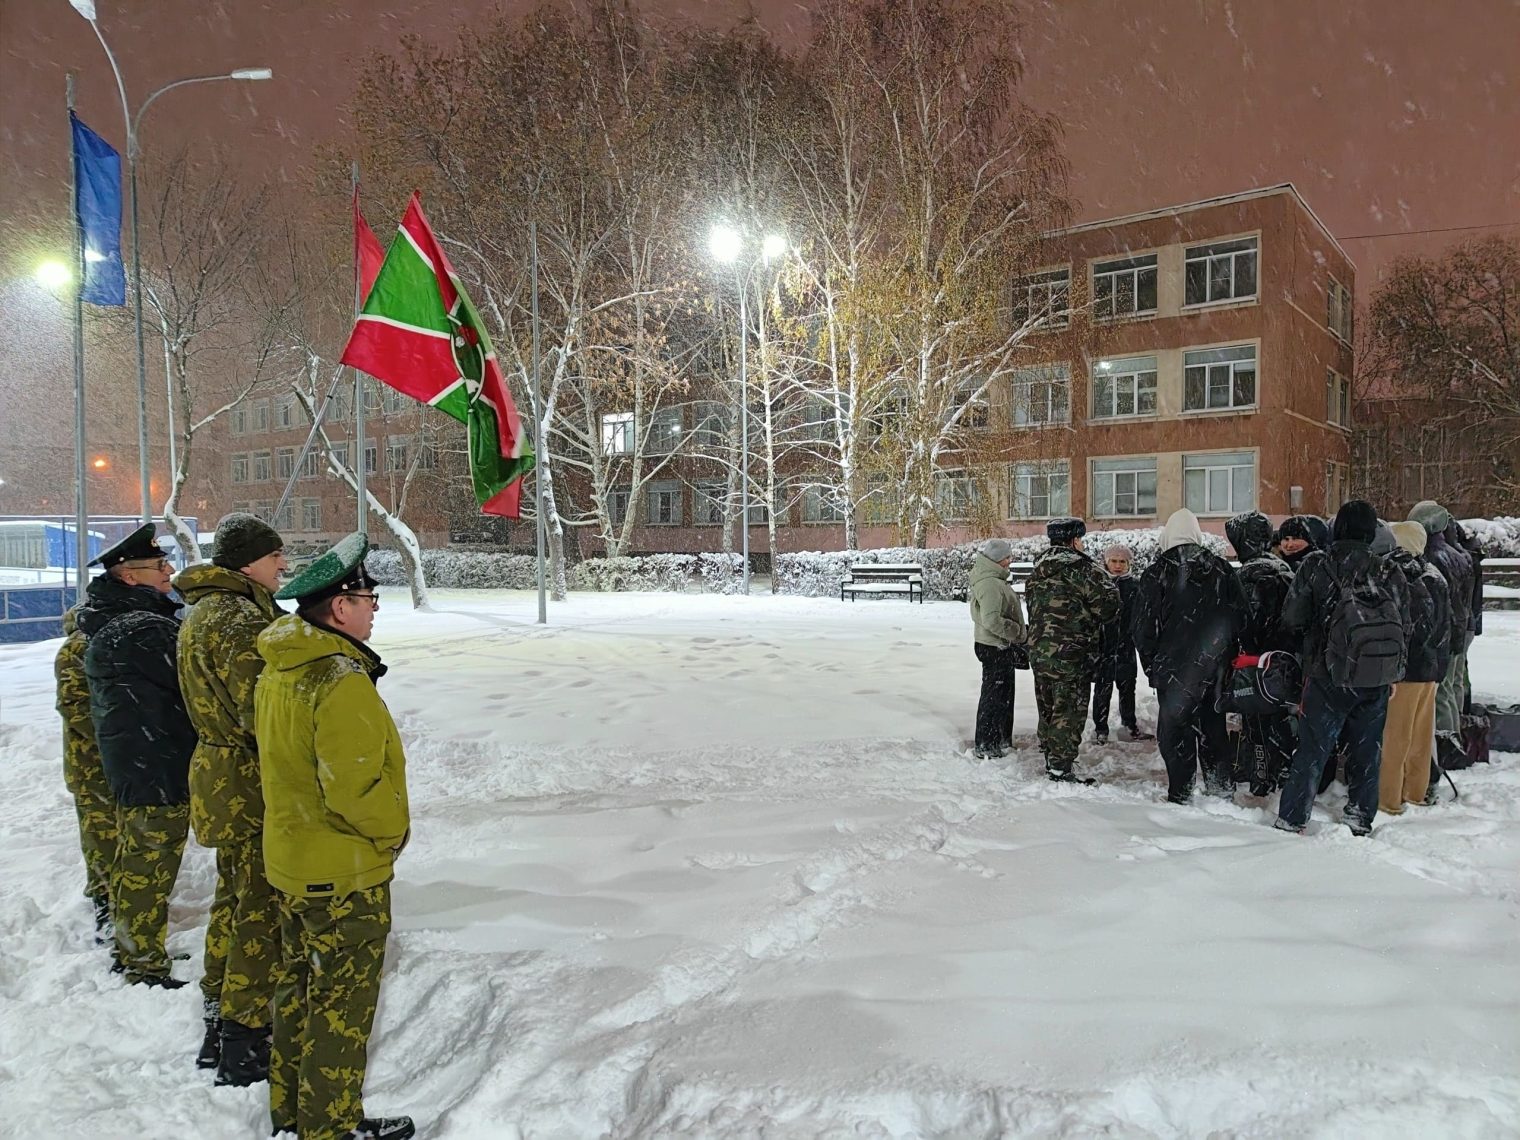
[36,260,71,290]
[762,234,788,261]
[708,224,742,264]
[230,68,273,80]
[92,457,109,470]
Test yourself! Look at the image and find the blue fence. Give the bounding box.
[0,584,73,643]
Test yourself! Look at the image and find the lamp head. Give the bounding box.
[761,234,788,261]
[230,68,273,80]
[36,259,71,290]
[708,224,742,264]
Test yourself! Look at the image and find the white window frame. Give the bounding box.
[693,481,726,526]
[1009,363,1071,429]
[1183,236,1259,308]
[693,403,728,449]
[959,380,991,431]
[645,480,681,526]
[230,404,248,437]
[601,411,634,456]
[274,394,298,430]
[301,497,321,532]
[299,449,321,480]
[645,407,682,455]
[272,499,295,531]
[1092,253,1159,321]
[1327,460,1351,515]
[1326,369,1352,428]
[230,453,249,484]
[275,447,296,481]
[605,488,630,527]
[934,468,981,521]
[1183,451,1256,517]
[1327,277,1353,342]
[1091,456,1158,519]
[415,440,437,470]
[250,399,270,434]
[801,485,845,523]
[382,386,408,415]
[251,451,272,482]
[1009,459,1070,520]
[1183,344,1258,413]
[386,435,410,474]
[1013,268,1071,328]
[363,438,378,475]
[1091,355,1159,420]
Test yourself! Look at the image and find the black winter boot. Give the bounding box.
[1047,768,1096,786]
[133,974,187,989]
[196,998,221,1070]
[91,895,112,945]
[349,1117,416,1140]
[214,1019,271,1086]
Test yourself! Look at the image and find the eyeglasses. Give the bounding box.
[344,591,380,609]
[122,557,171,571]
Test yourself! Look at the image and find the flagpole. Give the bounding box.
[67,74,89,603]
[531,219,546,625]
[351,160,367,538]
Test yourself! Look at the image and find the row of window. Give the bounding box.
[230,498,324,532]
[229,438,435,484]
[603,480,848,528]
[1009,342,1259,427]
[229,384,412,437]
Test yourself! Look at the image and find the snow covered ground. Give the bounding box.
[1,592,1517,1139]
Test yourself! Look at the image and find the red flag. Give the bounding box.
[353,186,385,304]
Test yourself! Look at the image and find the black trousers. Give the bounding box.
[974,643,1017,750]
[1156,682,1234,802]
[1092,670,1137,734]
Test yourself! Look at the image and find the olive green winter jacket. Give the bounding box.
[174,563,284,847]
[968,553,1027,649]
[255,613,409,898]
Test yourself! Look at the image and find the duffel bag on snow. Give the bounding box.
[1462,708,1491,766]
[1489,704,1520,753]
[1223,651,1303,716]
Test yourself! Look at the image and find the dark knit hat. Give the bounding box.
[276,532,376,608]
[90,523,166,569]
[1046,517,1086,545]
[212,512,284,571]
[1331,500,1379,545]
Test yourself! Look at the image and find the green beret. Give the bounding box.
[275,532,376,607]
[91,523,166,569]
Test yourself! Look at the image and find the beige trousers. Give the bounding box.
[1380,681,1437,814]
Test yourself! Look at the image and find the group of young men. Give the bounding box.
[968,498,1484,833]
[55,515,415,1140]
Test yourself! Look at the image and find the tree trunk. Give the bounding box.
[162,433,201,563]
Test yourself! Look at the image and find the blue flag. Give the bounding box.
[70,112,126,306]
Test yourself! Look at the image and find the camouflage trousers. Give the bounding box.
[200,838,278,1026]
[1034,669,1091,773]
[271,884,392,1140]
[72,784,118,902]
[112,803,189,982]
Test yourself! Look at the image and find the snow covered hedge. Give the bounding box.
[367,549,746,593]
[367,549,541,590]
[1461,517,1520,559]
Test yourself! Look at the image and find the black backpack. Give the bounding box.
[1324,559,1405,688]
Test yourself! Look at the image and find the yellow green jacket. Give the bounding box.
[174,563,283,846]
[255,613,409,898]
[54,608,109,801]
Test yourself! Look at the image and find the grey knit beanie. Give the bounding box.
[981,537,1013,562]
[212,512,284,571]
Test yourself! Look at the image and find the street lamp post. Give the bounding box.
[69,0,271,527]
[709,225,787,596]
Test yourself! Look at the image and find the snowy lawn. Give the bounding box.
[1,592,1517,1138]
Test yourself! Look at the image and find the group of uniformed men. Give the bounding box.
[56,514,415,1140]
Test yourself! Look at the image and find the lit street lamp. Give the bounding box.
[708,223,787,596]
[36,260,72,291]
[69,0,271,527]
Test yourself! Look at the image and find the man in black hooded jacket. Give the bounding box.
[1275,501,1410,835]
[79,525,197,987]
[1225,512,1297,793]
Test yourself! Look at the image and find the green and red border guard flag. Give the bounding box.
[341,192,533,517]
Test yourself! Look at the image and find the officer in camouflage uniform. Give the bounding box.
[78,524,197,988]
[55,606,118,941]
[174,513,287,1082]
[1025,517,1120,783]
[256,533,414,1140]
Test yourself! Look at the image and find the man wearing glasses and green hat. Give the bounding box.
[254,532,414,1140]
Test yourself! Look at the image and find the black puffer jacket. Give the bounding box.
[1424,527,1474,653]
[1134,544,1248,696]
[1226,512,1296,655]
[1099,575,1140,679]
[1282,542,1412,682]
[1386,547,1452,683]
[78,575,195,806]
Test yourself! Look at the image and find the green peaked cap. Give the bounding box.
[275,531,376,604]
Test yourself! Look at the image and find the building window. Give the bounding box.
[602,411,634,455]
[693,403,729,448]
[605,488,630,526]
[1184,451,1256,516]
[1012,268,1071,327]
[415,440,437,470]
[1010,364,1070,428]
[230,405,247,436]
[386,436,410,473]
[863,473,900,525]
[325,439,350,474]
[1327,460,1351,514]
[275,447,296,481]
[797,397,834,441]
[1093,254,1158,320]
[250,399,270,434]
[1184,344,1257,412]
[934,469,981,520]
[1326,370,1352,428]
[1327,278,1353,342]
[645,480,681,525]
[363,439,378,475]
[746,496,770,526]
[301,498,321,532]
[801,485,845,523]
[1184,237,1258,307]
[272,499,295,531]
[274,395,298,430]
[251,451,272,482]
[1091,355,1158,419]
[299,449,321,480]
[230,453,249,484]
[693,481,726,525]
[358,382,381,419]
[1010,460,1069,520]
[646,407,682,455]
[1092,456,1157,518]
[959,381,991,430]
[382,386,408,415]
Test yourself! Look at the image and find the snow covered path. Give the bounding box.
[1,593,1517,1138]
